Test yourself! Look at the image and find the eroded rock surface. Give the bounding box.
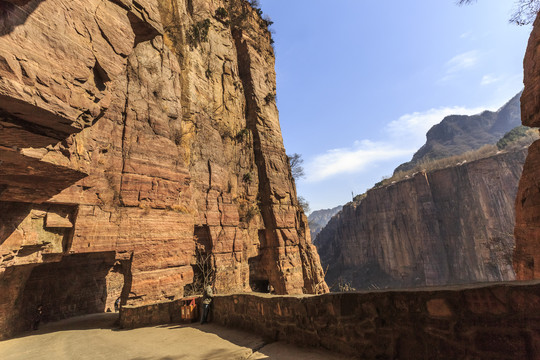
[0,0,327,339]
[514,13,540,280]
[316,150,526,290]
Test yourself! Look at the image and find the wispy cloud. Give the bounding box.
[439,50,480,83]
[306,140,415,182]
[446,50,479,73]
[480,74,502,86]
[305,106,490,182]
[387,106,487,140]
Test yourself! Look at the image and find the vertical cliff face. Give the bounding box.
[514,13,540,280]
[0,0,327,338]
[316,150,526,290]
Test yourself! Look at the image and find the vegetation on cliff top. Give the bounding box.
[395,92,522,174]
[375,126,538,188]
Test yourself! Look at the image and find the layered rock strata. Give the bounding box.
[514,13,540,279]
[0,0,327,339]
[316,150,526,290]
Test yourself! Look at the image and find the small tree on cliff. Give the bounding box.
[287,153,305,180]
[457,0,540,25]
[298,196,310,213]
[287,153,311,213]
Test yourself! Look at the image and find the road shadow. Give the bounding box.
[9,313,120,340]
[169,323,266,349]
[0,0,44,36]
[168,323,348,360]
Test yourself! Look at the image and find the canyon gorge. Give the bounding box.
[316,148,527,290]
[314,90,535,290]
[3,1,540,358]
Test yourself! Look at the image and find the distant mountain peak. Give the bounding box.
[308,205,343,240]
[394,91,522,174]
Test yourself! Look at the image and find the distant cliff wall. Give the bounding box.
[316,150,526,289]
[308,205,342,239]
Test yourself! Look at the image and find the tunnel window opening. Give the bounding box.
[248,254,271,293]
[185,250,215,296]
[185,226,215,296]
[18,252,120,330]
[194,225,212,253]
[250,279,270,293]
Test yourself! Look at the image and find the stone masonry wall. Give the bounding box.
[119,281,540,359]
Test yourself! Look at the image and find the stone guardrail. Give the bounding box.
[120,281,540,359]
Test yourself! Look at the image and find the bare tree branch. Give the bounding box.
[457,0,540,25]
[287,153,305,180]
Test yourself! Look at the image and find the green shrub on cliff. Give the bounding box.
[215,7,229,21]
[187,19,211,48]
[298,196,310,214]
[496,126,537,150]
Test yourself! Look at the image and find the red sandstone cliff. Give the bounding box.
[514,13,540,280]
[316,150,526,290]
[0,0,327,338]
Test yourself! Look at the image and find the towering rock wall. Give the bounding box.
[0,0,327,338]
[316,150,526,290]
[514,13,540,279]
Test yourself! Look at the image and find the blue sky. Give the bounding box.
[258,0,532,211]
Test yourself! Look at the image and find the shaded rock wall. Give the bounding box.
[0,0,327,339]
[316,150,526,290]
[119,281,540,360]
[308,205,342,239]
[514,13,540,279]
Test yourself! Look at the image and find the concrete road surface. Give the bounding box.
[0,313,347,360]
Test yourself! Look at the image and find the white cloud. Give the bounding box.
[386,106,487,142]
[439,50,480,83]
[305,140,415,182]
[306,106,492,182]
[480,74,502,86]
[446,50,479,74]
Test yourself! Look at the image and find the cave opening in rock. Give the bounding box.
[248,254,270,293]
[184,226,215,295]
[16,252,124,331]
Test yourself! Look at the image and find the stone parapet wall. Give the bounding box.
[120,299,188,329]
[119,281,540,359]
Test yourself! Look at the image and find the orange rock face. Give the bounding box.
[0,0,327,338]
[514,13,540,280]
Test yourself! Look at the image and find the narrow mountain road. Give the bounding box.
[0,313,346,360]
